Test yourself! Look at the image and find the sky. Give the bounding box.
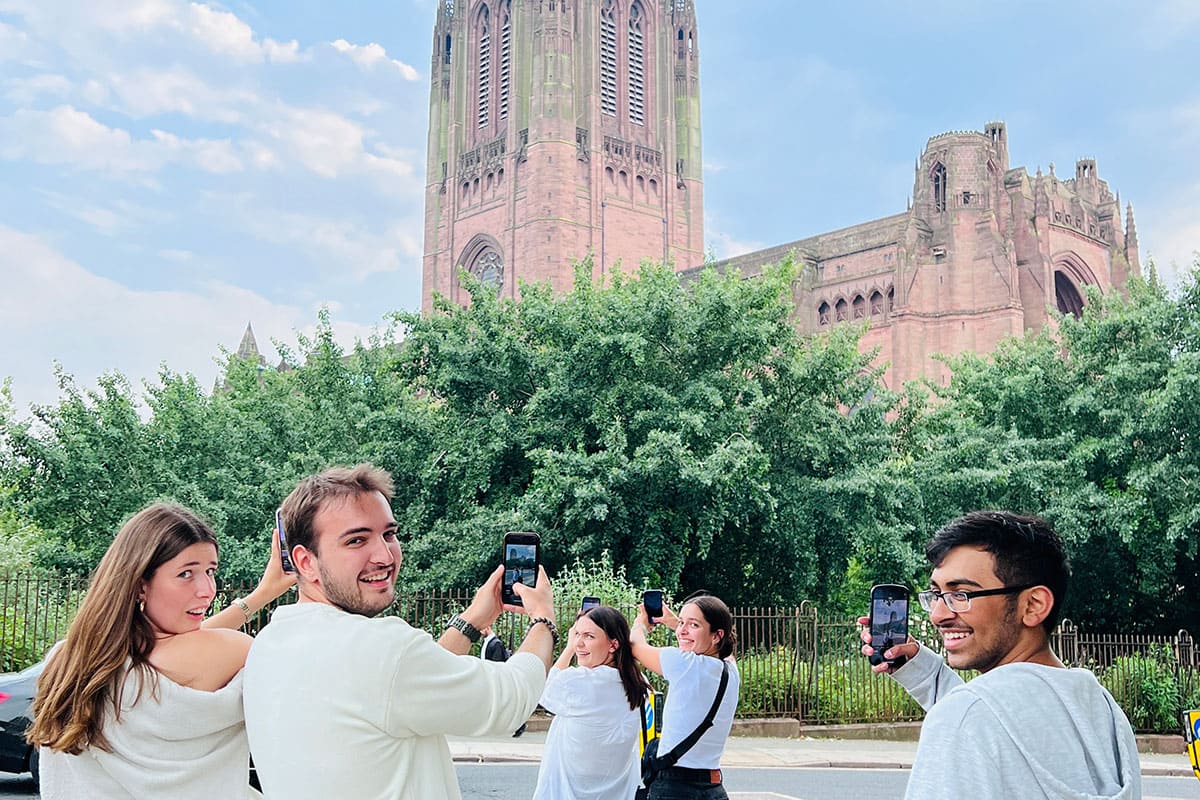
[2,0,1199,414]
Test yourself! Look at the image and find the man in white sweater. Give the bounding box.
[243,464,556,800]
[861,511,1141,800]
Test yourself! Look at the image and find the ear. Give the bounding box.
[1020,586,1054,629]
[293,544,320,585]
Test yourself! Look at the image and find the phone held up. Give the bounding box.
[502,531,541,606]
[642,589,664,625]
[275,508,296,574]
[580,595,601,611]
[868,583,909,668]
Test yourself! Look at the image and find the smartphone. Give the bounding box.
[642,589,664,624]
[502,532,540,606]
[275,508,296,574]
[868,583,909,667]
[581,595,601,611]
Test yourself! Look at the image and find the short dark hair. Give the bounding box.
[280,464,395,556]
[926,510,1070,634]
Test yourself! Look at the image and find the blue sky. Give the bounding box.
[2,0,1198,413]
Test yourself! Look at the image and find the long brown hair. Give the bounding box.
[27,503,219,754]
[577,606,651,711]
[683,593,737,660]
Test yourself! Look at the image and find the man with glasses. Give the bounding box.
[860,510,1141,799]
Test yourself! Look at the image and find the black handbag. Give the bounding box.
[637,661,730,798]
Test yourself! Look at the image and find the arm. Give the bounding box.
[857,615,962,710]
[630,604,663,675]
[512,566,555,671]
[440,565,507,654]
[553,624,578,670]
[205,522,296,630]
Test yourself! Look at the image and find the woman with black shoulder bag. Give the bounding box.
[630,592,740,800]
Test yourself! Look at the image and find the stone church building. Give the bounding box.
[421,0,1141,388]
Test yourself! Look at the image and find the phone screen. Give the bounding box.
[869,586,908,664]
[642,589,664,622]
[502,534,539,606]
[276,509,296,574]
[581,595,601,611]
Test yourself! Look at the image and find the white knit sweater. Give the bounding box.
[39,664,259,799]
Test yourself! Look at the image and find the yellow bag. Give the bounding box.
[1184,709,1200,782]
[639,686,658,757]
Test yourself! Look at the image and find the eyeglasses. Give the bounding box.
[917,584,1035,613]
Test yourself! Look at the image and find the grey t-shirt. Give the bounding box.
[894,644,1141,800]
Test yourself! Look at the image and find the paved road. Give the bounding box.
[0,766,1195,798]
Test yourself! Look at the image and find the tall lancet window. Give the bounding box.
[499,1,511,121]
[931,162,947,213]
[628,2,645,125]
[600,0,617,117]
[477,5,491,128]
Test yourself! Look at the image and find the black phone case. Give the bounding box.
[868,584,908,667]
[502,534,540,606]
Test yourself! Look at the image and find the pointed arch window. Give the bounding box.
[932,162,947,213]
[628,2,646,125]
[499,1,512,121]
[477,5,491,129]
[600,0,617,116]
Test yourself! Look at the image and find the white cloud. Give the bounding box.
[0,105,249,175]
[330,39,419,80]
[705,218,766,260]
[185,2,261,63]
[3,73,72,104]
[206,195,420,281]
[107,67,253,123]
[0,224,376,414]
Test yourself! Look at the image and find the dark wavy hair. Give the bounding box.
[577,606,651,710]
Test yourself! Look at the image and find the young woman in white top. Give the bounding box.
[533,605,651,800]
[28,502,295,799]
[631,593,741,800]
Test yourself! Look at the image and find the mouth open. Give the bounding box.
[359,566,394,587]
[940,628,971,650]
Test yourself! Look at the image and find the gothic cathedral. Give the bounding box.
[421,3,1141,389]
[422,0,705,311]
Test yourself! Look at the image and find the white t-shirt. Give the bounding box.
[657,648,740,770]
[533,666,642,799]
[243,602,546,800]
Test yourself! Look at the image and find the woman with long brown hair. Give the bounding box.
[631,592,740,800]
[533,605,651,799]
[28,502,294,798]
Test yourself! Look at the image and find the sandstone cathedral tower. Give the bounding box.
[422,0,704,311]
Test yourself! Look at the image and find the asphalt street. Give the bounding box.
[0,766,1196,799]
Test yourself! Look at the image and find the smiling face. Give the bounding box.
[138,542,218,636]
[675,602,723,657]
[573,614,618,668]
[928,545,1027,672]
[301,490,400,617]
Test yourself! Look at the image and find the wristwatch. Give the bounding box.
[446,613,482,643]
[529,616,559,645]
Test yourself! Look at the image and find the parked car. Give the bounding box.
[0,660,43,783]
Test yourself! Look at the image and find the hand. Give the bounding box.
[257,524,298,599]
[512,565,554,619]
[857,615,918,673]
[460,565,506,631]
[656,603,679,630]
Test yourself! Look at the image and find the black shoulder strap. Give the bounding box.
[656,660,729,768]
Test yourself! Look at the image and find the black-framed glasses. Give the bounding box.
[917,584,1035,613]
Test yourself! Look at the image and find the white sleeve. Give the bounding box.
[382,629,546,738]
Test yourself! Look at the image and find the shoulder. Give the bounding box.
[149,628,252,689]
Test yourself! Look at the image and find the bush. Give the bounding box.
[1100,646,1185,733]
[738,646,802,716]
[812,658,923,723]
